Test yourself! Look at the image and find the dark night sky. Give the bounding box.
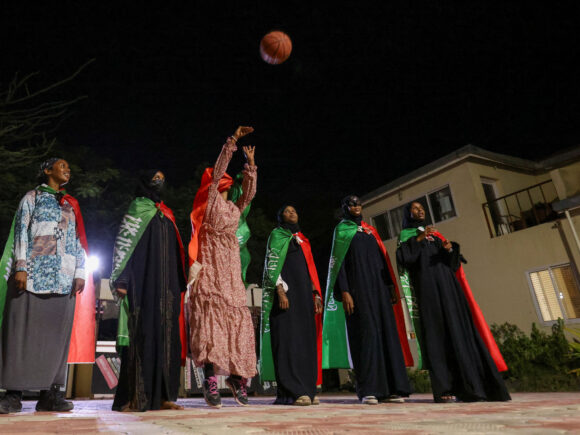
[2,1,580,268]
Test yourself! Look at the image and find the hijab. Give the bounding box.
[341,194,362,225]
[135,169,165,203]
[402,201,425,229]
[277,204,301,234]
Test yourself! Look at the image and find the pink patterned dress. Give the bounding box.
[189,139,257,378]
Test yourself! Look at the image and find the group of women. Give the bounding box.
[0,125,510,415]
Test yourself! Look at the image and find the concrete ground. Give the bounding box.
[1,393,579,434]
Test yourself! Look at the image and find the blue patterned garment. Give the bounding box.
[13,185,85,295]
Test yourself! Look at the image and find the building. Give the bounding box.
[361,145,580,333]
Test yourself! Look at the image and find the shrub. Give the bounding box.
[491,320,580,391]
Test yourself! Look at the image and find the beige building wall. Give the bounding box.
[363,160,579,333]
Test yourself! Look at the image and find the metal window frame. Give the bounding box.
[526,263,580,326]
[370,184,459,241]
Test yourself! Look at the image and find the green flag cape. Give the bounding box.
[321,220,358,368]
[260,227,323,383]
[110,197,161,349]
[0,217,17,328]
[260,227,294,380]
[229,173,252,285]
[397,227,424,369]
[322,220,414,369]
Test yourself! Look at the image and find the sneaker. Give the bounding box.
[36,385,74,412]
[361,396,378,405]
[294,395,312,406]
[0,391,23,414]
[203,376,222,409]
[225,376,249,406]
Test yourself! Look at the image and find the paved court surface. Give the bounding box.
[1,392,579,434]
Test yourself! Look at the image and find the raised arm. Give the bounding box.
[212,126,254,185]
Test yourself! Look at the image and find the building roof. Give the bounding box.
[362,144,580,206]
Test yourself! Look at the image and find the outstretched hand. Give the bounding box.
[243,145,256,166]
[233,126,254,140]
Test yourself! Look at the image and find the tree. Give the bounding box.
[0,60,94,238]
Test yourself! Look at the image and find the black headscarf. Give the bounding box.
[135,169,165,203]
[402,201,425,229]
[341,194,362,225]
[37,157,64,184]
[277,204,301,234]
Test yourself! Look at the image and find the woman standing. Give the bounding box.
[396,201,510,403]
[0,158,90,413]
[189,126,257,409]
[322,195,413,405]
[111,170,187,412]
[261,205,323,406]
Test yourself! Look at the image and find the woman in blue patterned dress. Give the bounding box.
[0,158,86,414]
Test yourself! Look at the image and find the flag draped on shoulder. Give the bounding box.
[111,197,188,364]
[322,220,413,369]
[260,227,323,385]
[0,185,96,363]
[228,172,252,285]
[397,228,507,372]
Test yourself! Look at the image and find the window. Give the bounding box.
[528,264,580,324]
[428,186,457,222]
[371,185,454,240]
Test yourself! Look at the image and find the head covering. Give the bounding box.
[135,169,165,203]
[402,201,425,229]
[188,167,234,264]
[37,157,64,184]
[341,194,362,225]
[277,204,300,234]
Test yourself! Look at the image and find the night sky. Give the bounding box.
[3,2,580,274]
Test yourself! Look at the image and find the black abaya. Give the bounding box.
[396,235,510,402]
[270,239,318,404]
[334,230,411,400]
[112,213,185,411]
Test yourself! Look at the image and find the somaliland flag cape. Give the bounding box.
[260,227,323,385]
[322,219,413,369]
[397,227,507,372]
[110,197,188,365]
[0,185,96,363]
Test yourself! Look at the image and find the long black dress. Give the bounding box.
[112,214,186,411]
[334,228,411,400]
[396,235,510,402]
[270,238,318,404]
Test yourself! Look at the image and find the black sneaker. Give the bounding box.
[0,391,23,414]
[202,376,222,409]
[225,376,249,406]
[36,385,74,412]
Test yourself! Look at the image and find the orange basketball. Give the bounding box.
[260,31,292,65]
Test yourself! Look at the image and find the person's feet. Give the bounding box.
[294,395,312,406]
[203,376,222,409]
[161,401,184,410]
[379,395,405,404]
[0,391,23,414]
[312,395,320,405]
[35,385,74,412]
[361,396,378,405]
[225,376,249,406]
[435,395,456,403]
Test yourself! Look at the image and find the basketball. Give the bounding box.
[260,31,292,65]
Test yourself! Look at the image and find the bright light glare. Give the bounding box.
[87,255,101,272]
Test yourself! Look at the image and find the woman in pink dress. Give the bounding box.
[189,126,257,408]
